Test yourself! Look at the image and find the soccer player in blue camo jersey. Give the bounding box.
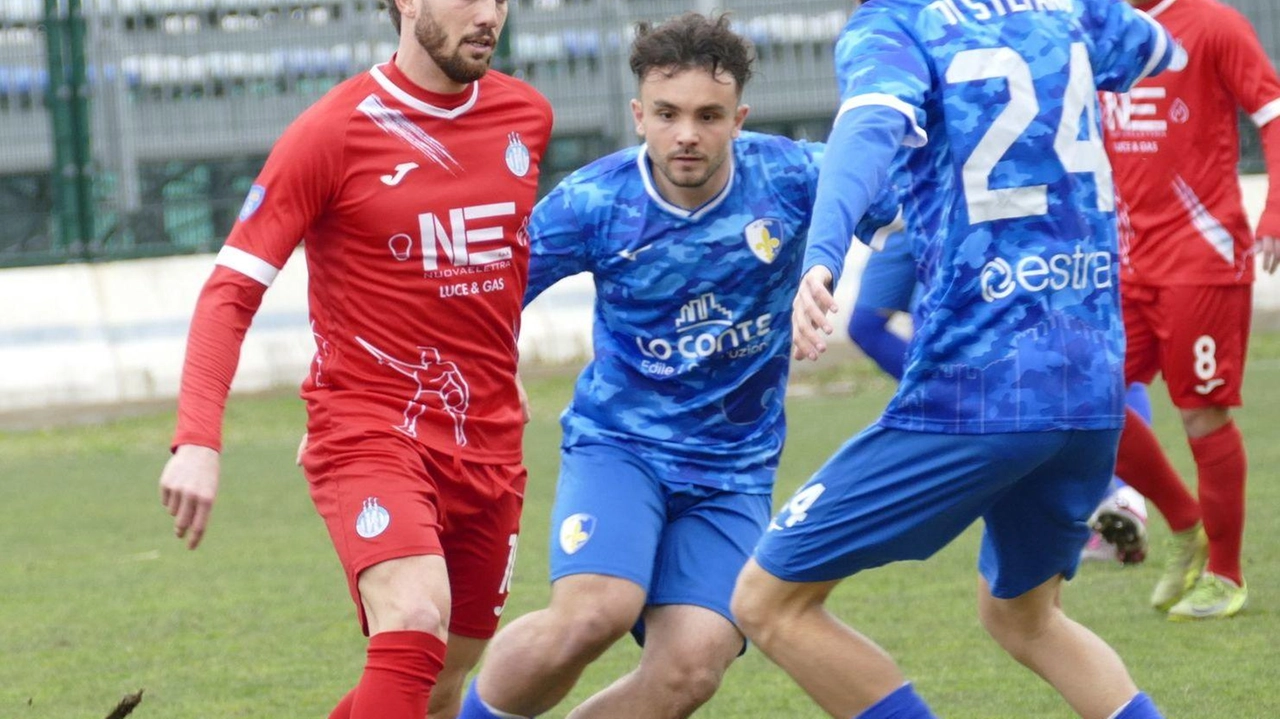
[730,2,1182,719]
[458,14,822,719]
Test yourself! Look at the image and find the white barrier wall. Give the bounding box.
[1,177,1276,417]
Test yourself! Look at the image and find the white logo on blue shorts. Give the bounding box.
[559,513,596,555]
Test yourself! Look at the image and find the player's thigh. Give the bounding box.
[980,430,1119,599]
[1156,284,1251,409]
[302,427,444,633]
[1122,286,1161,385]
[647,487,770,628]
[855,238,917,312]
[637,604,743,678]
[549,443,667,591]
[754,426,1064,583]
[435,454,527,640]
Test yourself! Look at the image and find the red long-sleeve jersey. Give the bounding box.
[174,58,553,463]
[1104,0,1280,286]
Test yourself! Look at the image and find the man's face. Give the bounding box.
[414,0,507,84]
[632,66,747,193]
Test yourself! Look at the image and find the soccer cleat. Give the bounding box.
[1167,573,1247,621]
[1150,524,1209,611]
[1090,494,1149,565]
[1080,531,1116,563]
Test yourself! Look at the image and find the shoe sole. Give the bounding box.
[1091,509,1147,565]
[1167,597,1247,621]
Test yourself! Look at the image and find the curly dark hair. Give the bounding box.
[629,12,755,95]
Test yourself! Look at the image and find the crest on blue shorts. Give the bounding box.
[559,513,596,555]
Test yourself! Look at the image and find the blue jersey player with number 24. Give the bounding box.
[731,2,1183,719]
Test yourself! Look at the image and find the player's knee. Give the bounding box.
[977,593,1053,657]
[646,660,725,712]
[365,587,449,635]
[387,601,448,635]
[730,567,783,647]
[1179,405,1230,439]
[549,602,634,660]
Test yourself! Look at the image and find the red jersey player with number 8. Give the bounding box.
[156,0,553,716]
[1103,0,1280,620]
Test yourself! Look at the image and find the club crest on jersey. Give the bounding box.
[238,184,266,222]
[505,132,531,177]
[356,497,391,539]
[744,218,783,264]
[558,513,596,555]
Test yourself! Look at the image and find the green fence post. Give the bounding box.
[67,0,94,254]
[44,0,77,252]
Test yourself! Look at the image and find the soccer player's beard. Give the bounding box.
[655,147,726,189]
[414,13,493,85]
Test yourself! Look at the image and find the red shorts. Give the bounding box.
[1123,283,1251,409]
[301,425,526,639]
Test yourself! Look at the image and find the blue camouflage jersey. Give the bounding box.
[525,132,821,493]
[806,0,1177,434]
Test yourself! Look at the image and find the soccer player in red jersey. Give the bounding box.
[155,0,552,715]
[1103,0,1280,620]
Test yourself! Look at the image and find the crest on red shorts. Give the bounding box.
[356,497,391,539]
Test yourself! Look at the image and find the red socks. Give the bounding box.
[1115,406,1201,532]
[329,631,448,719]
[1190,421,1247,585]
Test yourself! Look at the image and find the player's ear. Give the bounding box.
[630,98,645,138]
[396,0,416,21]
[732,104,750,138]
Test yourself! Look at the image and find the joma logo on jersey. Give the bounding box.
[980,247,1113,303]
[418,202,516,272]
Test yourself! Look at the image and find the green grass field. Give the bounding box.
[4,337,1280,718]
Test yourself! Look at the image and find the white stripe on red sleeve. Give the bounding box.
[1251,98,1280,128]
[215,245,281,287]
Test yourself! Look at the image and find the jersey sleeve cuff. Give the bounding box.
[170,433,222,454]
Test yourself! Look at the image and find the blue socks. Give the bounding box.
[1111,692,1163,719]
[458,678,531,719]
[1125,382,1152,423]
[848,307,907,379]
[854,683,937,719]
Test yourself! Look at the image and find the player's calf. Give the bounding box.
[428,636,489,719]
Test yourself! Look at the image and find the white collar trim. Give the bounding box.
[370,64,478,119]
[636,144,735,221]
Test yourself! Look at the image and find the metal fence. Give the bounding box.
[2,0,1277,267]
